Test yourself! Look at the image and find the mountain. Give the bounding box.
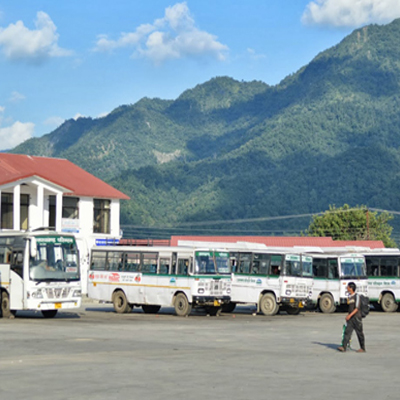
[11,19,400,238]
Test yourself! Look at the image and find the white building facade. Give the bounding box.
[0,154,129,293]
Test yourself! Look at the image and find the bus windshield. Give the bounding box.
[30,236,80,282]
[214,251,230,274]
[195,251,216,274]
[283,254,302,277]
[340,257,366,278]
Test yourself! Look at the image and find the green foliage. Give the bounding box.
[305,204,396,247]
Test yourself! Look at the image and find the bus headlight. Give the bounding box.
[29,289,44,299]
[198,288,205,294]
[286,290,292,296]
[73,289,82,297]
[226,288,231,294]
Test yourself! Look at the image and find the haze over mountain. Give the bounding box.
[11,19,400,238]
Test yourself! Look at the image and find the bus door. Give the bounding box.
[141,252,158,304]
[267,255,282,297]
[312,258,339,304]
[157,251,173,304]
[9,249,25,310]
[232,253,252,302]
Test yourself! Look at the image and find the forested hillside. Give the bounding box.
[11,19,400,237]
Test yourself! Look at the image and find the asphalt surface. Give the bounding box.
[0,300,399,400]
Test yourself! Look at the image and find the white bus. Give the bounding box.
[363,248,400,312]
[88,246,231,316]
[225,249,313,315]
[310,252,368,313]
[0,231,82,318]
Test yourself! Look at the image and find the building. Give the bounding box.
[0,153,130,291]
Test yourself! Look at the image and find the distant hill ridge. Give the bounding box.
[11,19,400,233]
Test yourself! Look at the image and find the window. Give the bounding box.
[177,258,189,275]
[380,257,399,277]
[251,253,271,275]
[20,194,29,230]
[49,195,56,229]
[313,258,328,278]
[125,252,140,272]
[90,251,108,270]
[327,259,339,279]
[366,257,379,277]
[11,251,24,278]
[63,197,79,219]
[142,253,158,274]
[108,251,124,271]
[93,199,110,234]
[1,193,13,229]
[238,253,252,274]
[159,258,170,274]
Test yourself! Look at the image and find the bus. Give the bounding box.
[309,252,368,313]
[363,248,400,312]
[0,231,82,318]
[225,249,313,315]
[88,246,231,316]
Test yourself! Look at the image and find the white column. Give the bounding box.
[37,185,44,228]
[56,193,63,232]
[13,185,21,230]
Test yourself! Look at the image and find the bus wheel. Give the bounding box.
[286,307,301,315]
[142,305,161,314]
[174,293,192,317]
[381,293,398,313]
[1,291,12,318]
[319,293,336,313]
[112,290,132,314]
[222,302,236,313]
[259,293,279,316]
[42,310,58,318]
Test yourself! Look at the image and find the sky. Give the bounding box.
[1,0,400,151]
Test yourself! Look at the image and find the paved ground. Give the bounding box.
[0,300,399,400]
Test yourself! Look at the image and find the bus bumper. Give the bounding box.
[280,297,307,308]
[193,296,231,307]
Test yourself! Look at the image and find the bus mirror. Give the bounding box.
[30,238,37,258]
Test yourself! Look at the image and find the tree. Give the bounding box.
[305,204,397,248]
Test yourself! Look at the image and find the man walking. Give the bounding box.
[337,282,366,353]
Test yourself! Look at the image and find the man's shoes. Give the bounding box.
[356,349,366,353]
[337,346,346,352]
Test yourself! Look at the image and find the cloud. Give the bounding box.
[73,113,85,120]
[94,2,228,64]
[44,116,64,128]
[0,11,72,63]
[0,106,5,113]
[247,48,266,61]
[302,0,400,27]
[0,121,34,150]
[9,91,26,103]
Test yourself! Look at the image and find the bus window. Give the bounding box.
[91,251,107,270]
[142,253,158,274]
[171,253,177,274]
[238,253,251,274]
[159,258,170,275]
[177,259,189,275]
[380,257,398,277]
[11,251,24,277]
[125,252,141,272]
[251,254,270,275]
[327,260,339,279]
[366,258,379,276]
[108,251,123,271]
[313,259,327,278]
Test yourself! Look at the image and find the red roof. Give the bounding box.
[170,236,385,249]
[0,154,129,200]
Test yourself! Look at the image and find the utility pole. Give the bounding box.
[366,208,370,240]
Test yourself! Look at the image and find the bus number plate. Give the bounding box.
[55,303,62,309]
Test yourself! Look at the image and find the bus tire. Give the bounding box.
[286,307,301,315]
[319,293,336,313]
[1,291,12,318]
[142,305,161,314]
[42,310,58,318]
[174,293,192,317]
[222,302,236,313]
[259,293,279,316]
[381,293,398,313]
[112,290,132,314]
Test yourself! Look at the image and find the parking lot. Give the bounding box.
[0,301,399,400]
